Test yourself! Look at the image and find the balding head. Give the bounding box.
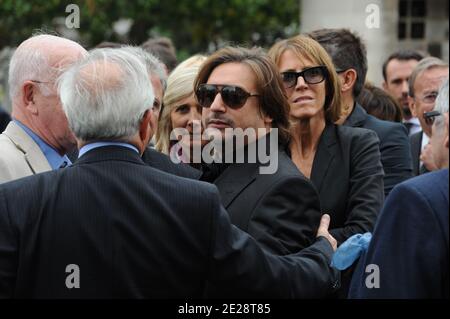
[9,34,86,100]
[8,34,87,154]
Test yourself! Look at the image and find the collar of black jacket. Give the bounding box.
[343,102,368,127]
[73,145,145,167]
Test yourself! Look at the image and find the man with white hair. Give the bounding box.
[122,46,200,178]
[408,57,449,175]
[0,34,86,184]
[0,47,339,298]
[349,78,449,299]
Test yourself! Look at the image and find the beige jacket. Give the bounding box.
[0,121,51,184]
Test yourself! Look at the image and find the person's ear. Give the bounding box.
[263,115,273,125]
[340,69,357,94]
[408,96,417,117]
[139,109,152,145]
[445,114,449,149]
[382,81,388,91]
[22,81,38,114]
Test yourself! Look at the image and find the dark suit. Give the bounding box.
[0,106,10,134]
[0,145,338,298]
[344,103,413,196]
[309,124,384,245]
[141,147,201,179]
[349,169,449,299]
[409,131,430,176]
[202,143,322,256]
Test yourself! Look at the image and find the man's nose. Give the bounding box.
[401,80,409,95]
[209,93,226,112]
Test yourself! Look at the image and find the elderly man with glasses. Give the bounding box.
[0,34,86,184]
[407,57,448,175]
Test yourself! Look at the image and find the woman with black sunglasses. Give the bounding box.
[269,35,384,247]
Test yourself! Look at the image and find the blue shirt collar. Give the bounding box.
[14,120,72,170]
[78,142,140,158]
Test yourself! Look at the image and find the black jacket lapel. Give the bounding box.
[214,163,259,208]
[310,124,338,193]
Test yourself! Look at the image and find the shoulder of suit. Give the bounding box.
[0,168,55,196]
[253,149,311,187]
[365,114,407,136]
[142,147,201,179]
[0,132,29,168]
[392,169,448,211]
[409,131,423,143]
[274,149,307,176]
[144,162,216,192]
[401,169,448,190]
[336,124,379,144]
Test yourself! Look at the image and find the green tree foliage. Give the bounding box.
[0,0,299,56]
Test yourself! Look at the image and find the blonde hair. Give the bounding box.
[268,35,342,123]
[155,55,207,154]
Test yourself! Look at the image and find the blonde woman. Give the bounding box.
[155,55,207,168]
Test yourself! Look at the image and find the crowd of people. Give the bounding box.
[0,28,448,299]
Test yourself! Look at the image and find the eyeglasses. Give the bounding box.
[30,80,54,86]
[152,98,161,114]
[280,66,328,89]
[416,92,439,104]
[423,110,442,126]
[195,84,259,109]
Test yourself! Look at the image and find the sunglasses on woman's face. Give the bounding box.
[423,110,442,126]
[195,84,259,109]
[280,66,328,89]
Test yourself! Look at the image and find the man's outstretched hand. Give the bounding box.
[316,214,337,251]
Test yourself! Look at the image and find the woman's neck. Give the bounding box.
[290,116,326,155]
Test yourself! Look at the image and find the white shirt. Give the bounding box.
[420,132,430,167]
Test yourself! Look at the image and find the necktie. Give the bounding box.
[404,122,413,135]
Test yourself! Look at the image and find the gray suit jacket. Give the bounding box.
[0,121,51,184]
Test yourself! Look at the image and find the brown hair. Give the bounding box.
[268,35,342,123]
[141,37,178,73]
[194,46,291,146]
[358,83,403,123]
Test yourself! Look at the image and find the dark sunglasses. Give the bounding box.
[195,84,259,109]
[280,66,328,89]
[423,110,442,126]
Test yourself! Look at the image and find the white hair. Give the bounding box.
[120,46,167,91]
[58,47,154,142]
[409,57,448,97]
[434,78,449,130]
[8,36,54,99]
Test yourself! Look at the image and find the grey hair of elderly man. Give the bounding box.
[58,47,156,154]
[119,46,167,142]
[430,78,449,169]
